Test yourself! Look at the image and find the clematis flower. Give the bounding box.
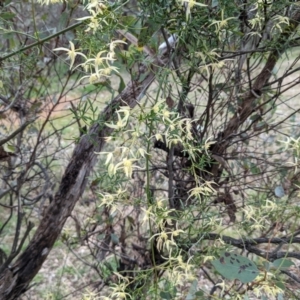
[180,0,207,20]
[105,106,131,130]
[54,41,87,69]
[36,0,64,4]
[114,158,138,178]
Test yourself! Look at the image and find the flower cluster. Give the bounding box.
[54,39,126,83]
[166,255,196,285]
[97,187,127,214]
[36,0,63,4]
[51,0,126,83]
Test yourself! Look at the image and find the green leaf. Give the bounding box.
[65,30,75,42]
[121,15,137,27]
[127,216,135,226]
[195,291,204,297]
[4,143,15,153]
[253,121,268,131]
[275,280,285,291]
[115,73,126,94]
[211,251,259,283]
[160,291,172,300]
[0,12,15,20]
[249,114,261,121]
[271,258,294,270]
[58,11,68,32]
[185,279,198,300]
[250,162,260,175]
[138,19,160,47]
[27,125,39,135]
[277,293,284,300]
[263,261,270,272]
[138,72,149,83]
[212,0,218,8]
[240,133,249,144]
[90,178,101,188]
[110,233,119,245]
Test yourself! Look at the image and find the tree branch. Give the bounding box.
[0,48,169,300]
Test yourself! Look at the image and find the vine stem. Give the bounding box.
[0,21,83,62]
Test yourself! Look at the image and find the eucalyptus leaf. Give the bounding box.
[271,258,294,270]
[185,279,198,300]
[212,252,259,283]
[110,233,119,245]
[160,291,172,300]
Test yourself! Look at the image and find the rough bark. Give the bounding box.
[0,59,164,299]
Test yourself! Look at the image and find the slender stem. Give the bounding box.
[0,22,83,62]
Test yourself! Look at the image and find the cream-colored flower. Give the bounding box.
[54,41,87,69]
[203,255,215,263]
[154,133,163,141]
[152,104,160,114]
[162,109,170,121]
[90,73,99,84]
[188,182,216,199]
[115,157,137,178]
[109,40,127,52]
[107,163,115,176]
[137,148,149,158]
[181,0,207,8]
[172,229,184,238]
[36,0,64,4]
[77,9,107,33]
[156,198,165,209]
[109,283,132,300]
[209,9,235,33]
[107,51,116,62]
[141,206,154,224]
[151,230,176,252]
[84,0,107,14]
[122,158,134,178]
[98,192,121,214]
[105,112,128,130]
[104,107,130,130]
[180,0,207,20]
[82,289,99,300]
[203,136,215,155]
[84,50,110,72]
[104,152,113,165]
[216,280,226,296]
[152,98,165,113]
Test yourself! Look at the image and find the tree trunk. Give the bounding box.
[213,9,300,156]
[0,59,164,299]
